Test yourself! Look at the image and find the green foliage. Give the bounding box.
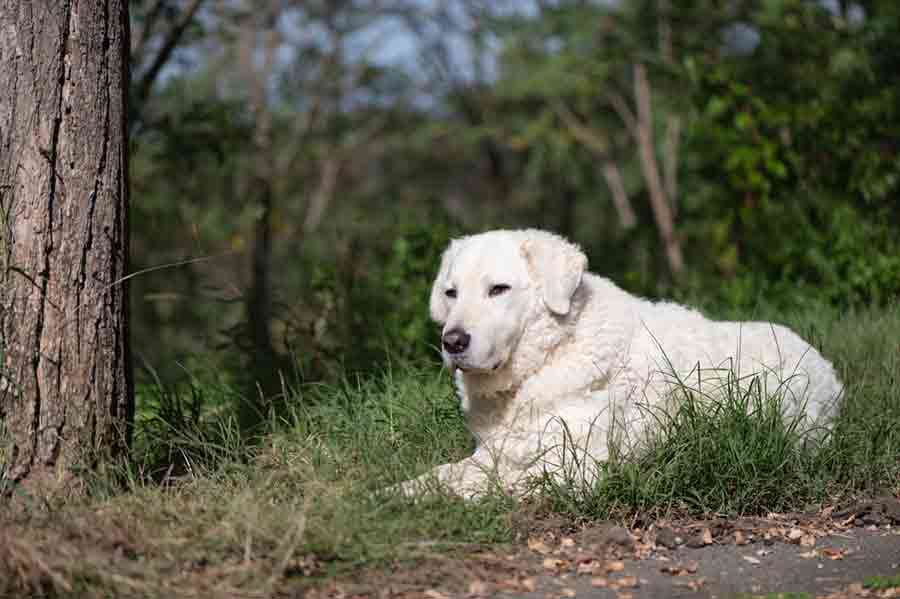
[126,0,900,394]
[865,575,900,591]
[679,0,900,311]
[373,222,460,363]
[129,75,256,383]
[255,220,461,379]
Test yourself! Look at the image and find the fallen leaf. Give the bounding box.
[822,548,845,560]
[497,577,539,593]
[560,537,576,548]
[590,577,608,588]
[617,576,638,588]
[605,561,625,573]
[800,534,816,547]
[468,580,490,597]
[529,537,553,555]
[543,557,568,571]
[577,560,602,575]
[787,528,805,543]
[674,577,707,591]
[734,530,747,545]
[688,578,707,591]
[742,556,761,565]
[660,563,696,577]
[798,550,818,559]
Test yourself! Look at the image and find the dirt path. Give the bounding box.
[308,499,900,599]
[525,526,899,599]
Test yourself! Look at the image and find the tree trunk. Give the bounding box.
[601,161,637,230]
[657,0,681,219]
[248,178,274,371]
[238,6,282,429]
[0,1,132,496]
[632,63,684,276]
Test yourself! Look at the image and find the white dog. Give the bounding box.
[401,229,843,498]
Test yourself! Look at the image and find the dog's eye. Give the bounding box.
[445,288,457,299]
[488,284,511,297]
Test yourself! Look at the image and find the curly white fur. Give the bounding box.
[402,229,844,498]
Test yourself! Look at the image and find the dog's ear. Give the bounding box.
[429,239,461,324]
[521,231,587,316]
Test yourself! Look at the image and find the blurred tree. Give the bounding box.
[122,0,899,393]
[128,0,411,388]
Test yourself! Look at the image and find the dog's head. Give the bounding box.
[429,229,587,374]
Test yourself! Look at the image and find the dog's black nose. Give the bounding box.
[442,328,471,354]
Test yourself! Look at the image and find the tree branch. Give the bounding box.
[134,0,206,107]
[553,101,610,156]
[657,0,680,217]
[303,158,341,234]
[604,90,639,138]
[633,62,683,275]
[553,102,637,230]
[663,114,681,217]
[602,161,637,230]
[302,115,387,234]
[131,0,167,60]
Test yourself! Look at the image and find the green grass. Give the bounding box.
[865,575,900,590]
[1,304,899,597]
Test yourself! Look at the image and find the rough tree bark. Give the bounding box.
[0,1,132,495]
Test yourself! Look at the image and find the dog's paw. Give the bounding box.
[375,475,432,503]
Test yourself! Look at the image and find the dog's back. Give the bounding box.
[582,275,843,427]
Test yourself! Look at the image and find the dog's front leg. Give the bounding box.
[396,447,513,500]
